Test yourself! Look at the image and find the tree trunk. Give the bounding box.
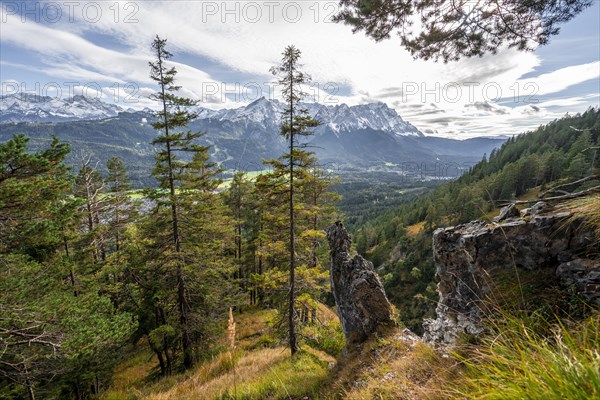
[288,64,298,356]
[156,42,193,370]
[177,265,193,368]
[63,233,78,297]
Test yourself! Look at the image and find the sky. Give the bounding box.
[1,0,599,138]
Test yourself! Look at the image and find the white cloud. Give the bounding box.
[1,1,598,137]
[517,61,600,96]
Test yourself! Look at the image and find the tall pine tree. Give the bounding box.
[149,34,200,369]
[270,45,320,355]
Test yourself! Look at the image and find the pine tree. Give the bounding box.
[334,0,591,62]
[0,136,135,399]
[146,35,238,370]
[74,154,107,266]
[270,45,320,355]
[0,134,71,257]
[148,34,201,369]
[106,157,136,254]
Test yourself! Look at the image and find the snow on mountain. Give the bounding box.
[0,93,124,123]
[313,102,422,137]
[1,94,422,137]
[192,97,422,137]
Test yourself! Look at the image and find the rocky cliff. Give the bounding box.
[424,202,600,344]
[327,221,393,346]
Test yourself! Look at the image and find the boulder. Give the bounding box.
[492,203,520,222]
[327,221,393,345]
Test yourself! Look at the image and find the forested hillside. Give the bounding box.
[355,108,600,332]
[2,96,598,400]
[0,40,345,399]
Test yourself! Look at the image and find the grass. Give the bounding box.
[320,325,457,400]
[102,304,600,400]
[102,308,336,400]
[449,311,600,400]
[141,348,332,400]
[566,195,600,240]
[216,349,331,399]
[102,344,157,400]
[406,221,425,237]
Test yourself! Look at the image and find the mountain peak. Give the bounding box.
[246,96,269,106]
[0,93,123,123]
[0,94,422,137]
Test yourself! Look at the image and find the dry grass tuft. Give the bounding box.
[566,195,600,239]
[144,348,288,400]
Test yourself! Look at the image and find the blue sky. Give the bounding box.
[1,0,599,138]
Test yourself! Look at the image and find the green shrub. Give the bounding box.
[302,321,346,357]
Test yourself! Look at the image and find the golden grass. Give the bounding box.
[406,221,425,238]
[566,195,600,238]
[144,348,287,400]
[320,327,458,400]
[139,346,332,399]
[102,308,335,400]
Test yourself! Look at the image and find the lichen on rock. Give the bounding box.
[327,221,393,346]
[424,204,599,345]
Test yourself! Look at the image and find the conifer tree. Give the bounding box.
[255,151,339,341]
[148,34,200,369]
[106,157,136,254]
[0,134,71,257]
[270,45,320,355]
[146,35,236,370]
[0,136,135,399]
[334,0,592,61]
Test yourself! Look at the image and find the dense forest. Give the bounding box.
[0,40,343,399]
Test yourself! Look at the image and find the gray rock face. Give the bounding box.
[492,203,520,222]
[327,221,393,345]
[556,259,600,305]
[423,206,599,345]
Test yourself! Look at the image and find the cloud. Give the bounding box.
[516,61,600,96]
[465,101,509,115]
[1,1,598,138]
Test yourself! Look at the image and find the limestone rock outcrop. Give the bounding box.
[327,221,393,345]
[423,204,599,344]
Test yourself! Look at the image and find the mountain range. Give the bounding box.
[0,94,505,187]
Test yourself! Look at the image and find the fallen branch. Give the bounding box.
[540,175,599,198]
[501,184,600,206]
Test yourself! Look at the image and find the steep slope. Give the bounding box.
[353,108,600,332]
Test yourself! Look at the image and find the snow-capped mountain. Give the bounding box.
[1,94,422,137]
[193,97,422,137]
[0,94,504,186]
[0,93,125,123]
